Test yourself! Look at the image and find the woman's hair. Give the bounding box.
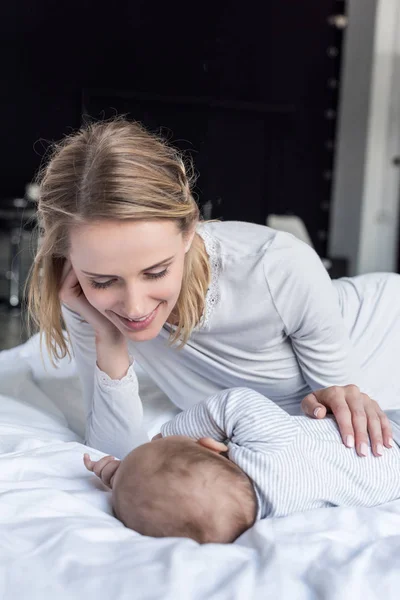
[27,118,210,363]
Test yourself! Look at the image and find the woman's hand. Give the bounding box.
[302,385,393,457]
[59,259,123,343]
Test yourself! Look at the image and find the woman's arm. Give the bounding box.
[265,237,361,390]
[264,234,392,455]
[62,305,148,458]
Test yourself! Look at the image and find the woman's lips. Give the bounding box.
[113,303,162,332]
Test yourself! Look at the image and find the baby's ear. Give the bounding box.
[197,437,228,454]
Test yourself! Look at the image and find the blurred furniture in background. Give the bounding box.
[0,185,38,308]
[267,213,348,279]
[81,0,346,262]
[267,214,314,247]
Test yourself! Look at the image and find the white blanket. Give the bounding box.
[1,336,400,600]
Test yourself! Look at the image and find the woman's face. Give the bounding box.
[69,219,194,342]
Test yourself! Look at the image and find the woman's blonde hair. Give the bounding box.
[27,118,211,363]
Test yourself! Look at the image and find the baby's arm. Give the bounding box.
[160,391,228,441]
[161,387,297,449]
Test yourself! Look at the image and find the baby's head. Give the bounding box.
[112,436,257,544]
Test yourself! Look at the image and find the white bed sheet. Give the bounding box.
[1,336,400,600]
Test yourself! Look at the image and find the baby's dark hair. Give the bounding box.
[112,438,257,544]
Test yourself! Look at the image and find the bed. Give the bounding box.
[0,335,400,600]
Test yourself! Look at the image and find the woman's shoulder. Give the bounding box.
[199,220,310,260]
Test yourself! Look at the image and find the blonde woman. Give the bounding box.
[29,119,398,459]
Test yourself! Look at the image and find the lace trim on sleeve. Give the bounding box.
[96,355,138,390]
[196,227,222,330]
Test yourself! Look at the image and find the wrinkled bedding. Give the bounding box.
[0,336,400,600]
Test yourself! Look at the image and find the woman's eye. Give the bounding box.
[90,279,114,289]
[146,268,168,280]
[89,269,169,288]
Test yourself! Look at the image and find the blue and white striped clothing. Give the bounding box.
[160,388,400,519]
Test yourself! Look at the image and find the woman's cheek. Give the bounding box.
[159,279,181,301]
[81,283,113,312]
[163,267,185,300]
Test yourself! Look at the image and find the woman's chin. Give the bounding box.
[124,326,161,342]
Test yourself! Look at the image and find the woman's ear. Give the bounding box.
[197,437,228,454]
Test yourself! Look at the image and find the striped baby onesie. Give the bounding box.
[160,388,400,519]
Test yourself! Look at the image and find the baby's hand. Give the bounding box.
[83,453,121,489]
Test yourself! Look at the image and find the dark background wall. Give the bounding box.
[0,1,345,257]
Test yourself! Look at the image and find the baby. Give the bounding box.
[84,387,400,544]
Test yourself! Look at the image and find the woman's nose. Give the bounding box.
[123,286,146,318]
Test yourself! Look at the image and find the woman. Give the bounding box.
[28,119,398,459]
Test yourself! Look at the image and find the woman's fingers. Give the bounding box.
[60,258,72,286]
[364,408,383,457]
[302,388,357,448]
[378,408,394,449]
[365,399,393,454]
[59,258,83,309]
[345,391,391,457]
[60,259,123,341]
[301,393,327,419]
[60,259,79,295]
[348,408,369,457]
[302,385,392,457]
[324,386,360,450]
